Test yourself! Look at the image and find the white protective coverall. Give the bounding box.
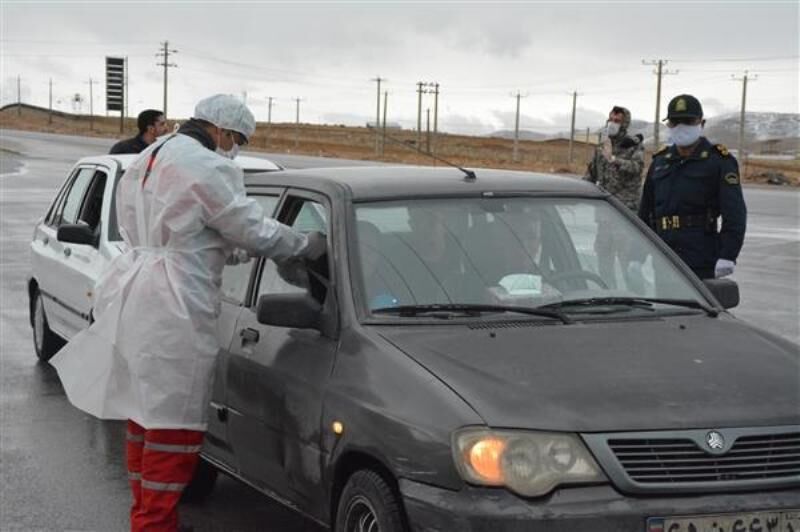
[51,122,311,430]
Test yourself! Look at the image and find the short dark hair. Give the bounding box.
[137,109,164,134]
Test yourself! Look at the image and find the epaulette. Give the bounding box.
[715,144,731,157]
[653,145,670,156]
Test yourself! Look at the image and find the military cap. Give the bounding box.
[666,94,703,120]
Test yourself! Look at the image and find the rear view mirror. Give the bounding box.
[57,223,98,247]
[703,278,740,309]
[256,293,322,330]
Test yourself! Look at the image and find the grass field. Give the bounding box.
[2,104,797,186]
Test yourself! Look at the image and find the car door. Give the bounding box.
[31,165,98,338]
[203,190,285,470]
[56,166,113,336]
[225,192,337,513]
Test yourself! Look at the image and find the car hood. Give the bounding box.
[376,316,800,432]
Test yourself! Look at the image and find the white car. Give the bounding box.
[27,153,283,361]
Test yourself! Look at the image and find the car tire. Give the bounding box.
[335,470,408,532]
[181,458,218,503]
[32,290,64,362]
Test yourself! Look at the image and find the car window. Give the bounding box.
[57,167,96,226]
[255,198,329,302]
[220,195,281,303]
[291,202,328,232]
[353,198,704,312]
[77,170,107,234]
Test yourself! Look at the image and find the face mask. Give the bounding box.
[668,124,702,147]
[216,144,239,160]
[605,122,621,137]
[214,129,240,159]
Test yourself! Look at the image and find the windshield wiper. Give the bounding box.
[540,297,718,317]
[372,303,572,324]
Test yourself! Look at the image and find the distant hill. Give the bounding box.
[546,112,799,153]
[489,129,548,141]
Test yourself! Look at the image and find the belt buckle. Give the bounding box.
[672,215,680,229]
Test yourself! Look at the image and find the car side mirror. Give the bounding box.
[256,293,322,330]
[703,278,740,309]
[57,223,98,247]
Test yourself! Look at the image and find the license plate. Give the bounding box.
[647,510,800,532]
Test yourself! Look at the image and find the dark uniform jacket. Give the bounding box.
[109,134,149,155]
[638,137,747,279]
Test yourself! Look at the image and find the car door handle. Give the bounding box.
[212,403,228,423]
[63,247,71,257]
[240,327,260,344]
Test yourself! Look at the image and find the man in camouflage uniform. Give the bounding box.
[584,106,645,287]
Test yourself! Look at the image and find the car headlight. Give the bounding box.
[452,427,606,497]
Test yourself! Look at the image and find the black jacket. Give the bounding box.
[109,134,149,155]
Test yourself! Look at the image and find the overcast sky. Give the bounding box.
[1,1,798,136]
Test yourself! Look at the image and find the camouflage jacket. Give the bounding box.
[584,133,645,211]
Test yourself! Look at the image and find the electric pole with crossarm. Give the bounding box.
[156,41,178,119]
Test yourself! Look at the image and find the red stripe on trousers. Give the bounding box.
[126,420,204,532]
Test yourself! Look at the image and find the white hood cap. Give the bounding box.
[193,94,256,141]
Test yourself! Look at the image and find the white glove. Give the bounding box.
[714,258,735,278]
[226,248,251,266]
[302,231,327,260]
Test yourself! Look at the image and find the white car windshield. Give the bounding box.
[353,197,705,315]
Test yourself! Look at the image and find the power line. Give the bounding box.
[668,55,799,63]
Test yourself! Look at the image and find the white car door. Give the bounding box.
[56,166,114,336]
[31,165,97,338]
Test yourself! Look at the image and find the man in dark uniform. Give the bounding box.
[109,109,167,154]
[639,94,747,279]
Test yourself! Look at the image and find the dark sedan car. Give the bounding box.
[188,166,799,532]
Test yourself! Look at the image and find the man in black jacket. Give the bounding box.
[639,94,746,279]
[109,109,167,154]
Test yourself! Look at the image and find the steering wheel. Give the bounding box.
[546,269,609,290]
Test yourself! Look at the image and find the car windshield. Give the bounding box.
[353,197,705,317]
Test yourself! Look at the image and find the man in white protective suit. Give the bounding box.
[50,94,326,532]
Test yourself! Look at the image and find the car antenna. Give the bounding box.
[366,125,477,181]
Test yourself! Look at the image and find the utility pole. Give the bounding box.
[17,75,21,115]
[86,77,98,130]
[642,59,678,148]
[732,70,758,163]
[381,90,388,156]
[48,78,53,124]
[425,108,431,154]
[265,96,275,144]
[156,41,178,119]
[568,90,578,164]
[511,91,528,162]
[293,97,302,149]
[372,77,384,154]
[416,82,424,147]
[432,83,439,156]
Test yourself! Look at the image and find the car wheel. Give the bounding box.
[32,290,63,362]
[181,458,218,503]
[335,470,407,532]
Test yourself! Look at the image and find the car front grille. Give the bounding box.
[583,427,800,494]
[608,432,800,483]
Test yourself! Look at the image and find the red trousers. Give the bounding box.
[126,420,204,532]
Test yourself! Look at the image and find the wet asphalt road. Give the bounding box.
[1,129,798,531]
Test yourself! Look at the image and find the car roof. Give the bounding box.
[244,165,604,201]
[79,153,282,172]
